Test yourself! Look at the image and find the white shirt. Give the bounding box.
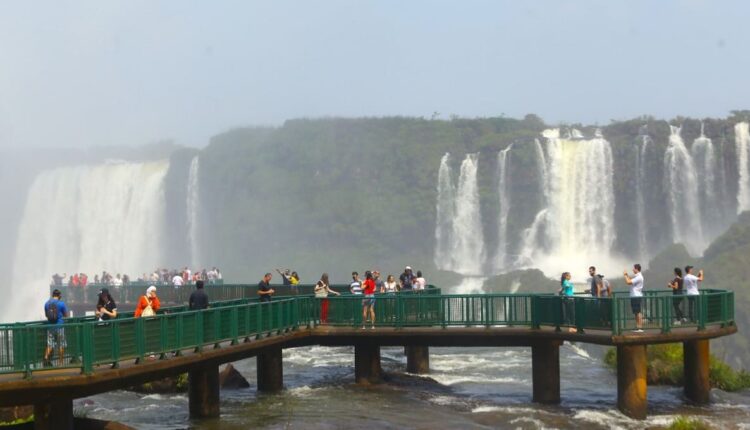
[416,277,426,290]
[112,278,123,287]
[684,273,700,296]
[629,272,644,297]
[172,275,184,286]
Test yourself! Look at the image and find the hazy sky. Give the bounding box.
[1,0,747,148]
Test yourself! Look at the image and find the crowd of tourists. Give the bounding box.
[50,267,223,289]
[558,264,705,333]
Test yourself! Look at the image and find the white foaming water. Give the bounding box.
[8,161,169,322]
[692,125,721,239]
[664,125,704,255]
[450,153,486,275]
[635,136,651,262]
[434,153,455,271]
[452,277,488,294]
[519,129,624,280]
[186,156,201,268]
[494,145,513,272]
[736,122,750,214]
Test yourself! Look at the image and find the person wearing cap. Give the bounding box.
[95,288,118,321]
[399,266,415,291]
[43,289,68,366]
[135,286,160,317]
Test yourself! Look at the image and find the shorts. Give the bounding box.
[362,295,375,307]
[47,327,66,349]
[630,297,643,314]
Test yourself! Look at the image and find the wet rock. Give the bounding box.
[0,405,33,424]
[220,363,250,389]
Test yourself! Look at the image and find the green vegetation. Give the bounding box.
[603,344,750,391]
[0,415,33,427]
[666,416,713,430]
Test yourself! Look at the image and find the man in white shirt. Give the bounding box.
[172,274,184,288]
[683,265,704,322]
[623,263,644,332]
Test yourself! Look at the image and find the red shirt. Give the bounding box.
[363,279,376,295]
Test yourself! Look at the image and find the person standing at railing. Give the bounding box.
[382,274,399,294]
[415,270,426,291]
[43,289,68,366]
[624,264,645,332]
[558,272,576,333]
[189,280,210,310]
[362,271,377,329]
[290,271,300,295]
[683,266,704,323]
[95,288,118,321]
[587,266,601,297]
[350,272,363,295]
[135,286,160,317]
[315,273,340,323]
[172,272,184,289]
[399,266,415,292]
[258,273,275,302]
[668,267,686,324]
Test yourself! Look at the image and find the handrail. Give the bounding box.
[0,289,735,378]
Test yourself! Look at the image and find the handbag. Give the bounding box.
[141,296,156,317]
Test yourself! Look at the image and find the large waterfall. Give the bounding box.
[692,124,720,238]
[186,156,201,268]
[434,153,455,271]
[519,129,617,276]
[7,161,169,322]
[736,122,750,214]
[434,153,485,275]
[493,145,513,271]
[664,125,704,255]
[635,136,651,262]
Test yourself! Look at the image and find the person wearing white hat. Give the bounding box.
[135,285,160,317]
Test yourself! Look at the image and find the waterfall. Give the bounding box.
[434,153,455,271]
[7,161,169,322]
[494,145,513,271]
[533,138,549,202]
[736,122,750,214]
[635,136,651,262]
[518,128,618,277]
[691,124,720,238]
[186,156,201,268]
[450,153,486,275]
[664,125,704,255]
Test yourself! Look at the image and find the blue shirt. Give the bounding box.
[562,280,574,297]
[44,298,67,325]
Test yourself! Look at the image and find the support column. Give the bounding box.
[531,341,560,404]
[684,339,710,404]
[405,345,430,374]
[189,365,220,418]
[355,344,382,384]
[257,347,283,392]
[34,398,73,430]
[617,345,648,420]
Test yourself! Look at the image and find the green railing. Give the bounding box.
[0,289,734,378]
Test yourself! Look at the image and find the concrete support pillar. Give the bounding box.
[355,344,382,384]
[34,398,73,430]
[684,339,710,404]
[531,341,560,404]
[257,347,284,393]
[617,345,648,420]
[405,345,430,374]
[189,366,220,418]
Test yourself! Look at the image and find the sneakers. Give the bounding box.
[361,325,366,330]
[632,329,644,333]
[673,320,682,326]
[370,325,375,330]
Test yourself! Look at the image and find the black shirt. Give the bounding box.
[258,280,272,302]
[189,289,209,310]
[672,276,684,294]
[99,300,117,321]
[400,273,414,290]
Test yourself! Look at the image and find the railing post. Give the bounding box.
[661,295,671,334]
[611,297,620,335]
[111,321,121,366]
[575,297,585,334]
[81,323,94,375]
[256,303,263,339]
[195,312,204,352]
[484,296,491,328]
[531,296,540,329]
[135,317,145,362]
[396,294,402,329]
[231,307,239,345]
[698,294,706,331]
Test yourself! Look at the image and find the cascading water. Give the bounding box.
[450,153,485,275]
[635,136,651,262]
[692,124,720,238]
[736,122,750,214]
[434,153,455,271]
[186,156,201,268]
[664,125,704,255]
[519,129,619,277]
[493,144,513,272]
[7,161,169,322]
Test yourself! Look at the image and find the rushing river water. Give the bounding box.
[76,343,750,429]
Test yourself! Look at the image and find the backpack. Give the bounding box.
[46,301,59,323]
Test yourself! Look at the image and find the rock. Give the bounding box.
[220,363,250,389]
[0,405,33,424]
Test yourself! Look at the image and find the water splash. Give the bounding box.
[186,156,201,268]
[664,125,704,255]
[494,145,513,272]
[434,153,455,271]
[735,122,750,214]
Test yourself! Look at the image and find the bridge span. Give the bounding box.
[0,290,737,429]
